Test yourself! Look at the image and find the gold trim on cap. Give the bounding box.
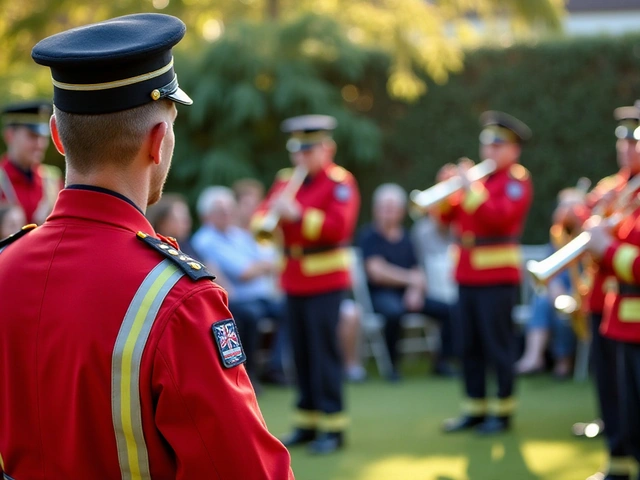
[52,58,174,92]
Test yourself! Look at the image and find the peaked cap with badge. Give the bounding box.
[31,13,193,114]
[1,100,52,136]
[614,104,640,140]
[281,114,337,153]
[479,110,532,145]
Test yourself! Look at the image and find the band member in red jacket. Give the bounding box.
[586,193,640,480]
[0,14,293,480]
[437,111,533,434]
[0,101,62,224]
[252,115,360,454]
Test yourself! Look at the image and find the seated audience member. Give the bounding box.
[0,203,26,238]
[192,186,283,391]
[146,193,199,259]
[357,183,452,381]
[516,188,585,378]
[411,207,458,375]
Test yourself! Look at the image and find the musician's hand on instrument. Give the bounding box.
[585,218,614,259]
[272,197,302,222]
[436,163,458,182]
[456,158,474,191]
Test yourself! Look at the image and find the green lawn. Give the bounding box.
[257,361,607,480]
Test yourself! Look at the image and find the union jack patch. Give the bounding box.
[211,319,246,368]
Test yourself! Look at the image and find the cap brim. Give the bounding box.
[167,87,193,106]
[25,123,50,137]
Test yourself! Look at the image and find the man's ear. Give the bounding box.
[50,115,65,156]
[149,121,168,166]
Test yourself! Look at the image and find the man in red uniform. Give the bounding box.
[438,111,533,434]
[586,188,640,480]
[251,115,360,454]
[1,101,62,224]
[0,14,293,480]
[577,105,640,480]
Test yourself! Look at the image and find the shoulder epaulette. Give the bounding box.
[136,232,215,282]
[276,168,293,181]
[0,224,37,251]
[508,164,529,181]
[327,164,350,183]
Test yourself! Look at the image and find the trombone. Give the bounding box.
[254,165,309,242]
[527,174,640,287]
[409,158,496,218]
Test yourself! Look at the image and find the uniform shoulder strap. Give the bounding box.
[136,231,215,281]
[0,224,37,252]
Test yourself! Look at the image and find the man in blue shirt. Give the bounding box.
[192,186,283,390]
[357,183,453,381]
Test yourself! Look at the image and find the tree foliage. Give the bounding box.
[0,0,565,102]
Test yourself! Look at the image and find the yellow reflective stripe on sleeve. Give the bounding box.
[462,398,487,416]
[302,208,325,241]
[301,248,351,276]
[470,245,521,270]
[0,451,4,470]
[293,410,321,429]
[318,413,349,432]
[461,184,488,214]
[490,397,516,416]
[613,244,640,284]
[618,298,640,323]
[112,259,185,480]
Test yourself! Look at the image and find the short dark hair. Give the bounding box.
[54,100,172,174]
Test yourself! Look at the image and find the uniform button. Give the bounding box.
[189,262,202,270]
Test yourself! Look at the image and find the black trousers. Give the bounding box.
[591,313,626,459]
[287,290,346,422]
[618,342,640,467]
[458,284,518,403]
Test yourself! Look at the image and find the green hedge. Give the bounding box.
[4,22,640,244]
[364,34,640,243]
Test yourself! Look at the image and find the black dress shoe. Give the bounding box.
[281,428,316,447]
[476,416,510,435]
[308,432,344,454]
[442,415,485,433]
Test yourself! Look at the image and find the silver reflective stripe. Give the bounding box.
[0,169,17,206]
[111,259,184,480]
[3,473,15,480]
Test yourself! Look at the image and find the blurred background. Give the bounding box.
[4,1,640,479]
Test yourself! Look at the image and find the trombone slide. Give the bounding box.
[526,231,591,286]
[409,159,496,214]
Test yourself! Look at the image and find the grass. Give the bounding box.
[257,359,606,480]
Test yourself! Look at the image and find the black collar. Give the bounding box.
[65,184,144,215]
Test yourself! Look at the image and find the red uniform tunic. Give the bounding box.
[437,163,533,286]
[600,205,640,343]
[0,188,293,480]
[251,163,360,295]
[585,171,629,314]
[0,154,62,225]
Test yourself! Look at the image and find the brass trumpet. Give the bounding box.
[254,164,309,242]
[409,159,496,218]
